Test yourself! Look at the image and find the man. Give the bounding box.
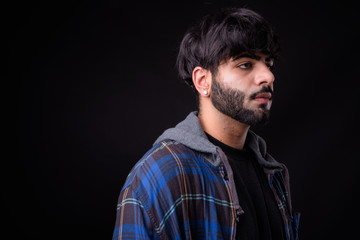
[113,8,300,240]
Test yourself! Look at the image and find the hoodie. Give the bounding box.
[113,111,300,240]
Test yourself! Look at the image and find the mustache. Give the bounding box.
[249,86,274,100]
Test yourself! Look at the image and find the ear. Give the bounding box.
[192,66,211,97]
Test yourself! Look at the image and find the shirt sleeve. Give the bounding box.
[112,186,157,240]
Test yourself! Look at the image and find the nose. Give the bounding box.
[254,63,275,86]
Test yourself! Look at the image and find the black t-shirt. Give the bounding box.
[206,133,285,240]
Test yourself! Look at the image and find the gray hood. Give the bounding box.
[154,111,283,169]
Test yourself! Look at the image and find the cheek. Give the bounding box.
[221,76,245,90]
[226,71,253,88]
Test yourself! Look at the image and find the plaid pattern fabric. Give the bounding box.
[264,167,300,240]
[113,140,300,239]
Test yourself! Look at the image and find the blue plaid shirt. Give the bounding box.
[113,140,299,239]
[113,112,300,239]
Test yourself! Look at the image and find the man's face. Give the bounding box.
[210,53,275,126]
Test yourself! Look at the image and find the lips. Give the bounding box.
[254,92,272,100]
[249,86,273,105]
[252,92,272,105]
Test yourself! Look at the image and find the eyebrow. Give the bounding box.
[232,53,261,61]
[232,53,274,62]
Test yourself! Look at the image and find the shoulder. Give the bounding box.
[139,139,198,172]
[121,139,200,192]
[119,139,211,213]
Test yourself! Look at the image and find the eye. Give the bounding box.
[266,62,275,70]
[238,62,252,69]
[265,57,275,70]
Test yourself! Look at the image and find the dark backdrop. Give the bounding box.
[10,0,359,239]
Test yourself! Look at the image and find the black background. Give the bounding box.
[9,0,360,239]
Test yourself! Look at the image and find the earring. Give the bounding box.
[203,90,208,95]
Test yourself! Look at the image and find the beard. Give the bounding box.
[210,76,272,126]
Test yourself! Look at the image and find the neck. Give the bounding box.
[198,105,250,150]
